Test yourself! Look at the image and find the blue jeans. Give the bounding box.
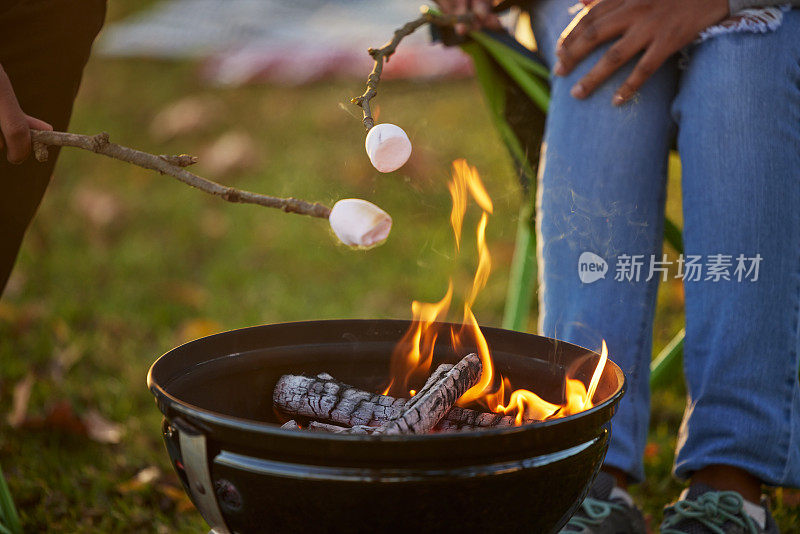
[530,2,800,485]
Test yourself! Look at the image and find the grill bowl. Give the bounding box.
[147,319,624,534]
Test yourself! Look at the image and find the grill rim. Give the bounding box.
[148,319,624,444]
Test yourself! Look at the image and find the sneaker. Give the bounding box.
[660,484,779,534]
[560,471,647,533]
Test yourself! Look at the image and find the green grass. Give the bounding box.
[0,3,797,532]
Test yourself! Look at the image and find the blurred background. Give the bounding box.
[0,0,795,532]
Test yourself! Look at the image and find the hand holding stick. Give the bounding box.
[29,130,394,247]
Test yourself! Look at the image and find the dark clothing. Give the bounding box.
[0,0,106,293]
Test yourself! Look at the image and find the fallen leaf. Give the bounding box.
[199,130,258,178]
[177,318,222,344]
[71,185,124,230]
[118,466,161,493]
[0,302,46,331]
[149,95,225,142]
[135,466,161,485]
[159,483,195,513]
[0,301,19,324]
[167,282,208,309]
[52,318,70,344]
[48,345,84,384]
[7,372,35,428]
[18,400,122,445]
[82,409,123,444]
[20,399,86,436]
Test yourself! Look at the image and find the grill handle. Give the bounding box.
[169,417,231,534]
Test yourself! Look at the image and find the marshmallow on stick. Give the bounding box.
[365,123,412,173]
[329,198,392,248]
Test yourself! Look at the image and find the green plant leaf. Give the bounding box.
[0,464,21,534]
[469,31,551,80]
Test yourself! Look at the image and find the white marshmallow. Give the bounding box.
[365,123,412,173]
[329,198,392,248]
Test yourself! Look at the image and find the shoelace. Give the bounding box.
[562,496,628,532]
[661,491,759,534]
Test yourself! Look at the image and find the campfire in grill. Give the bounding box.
[148,319,624,534]
[145,155,626,533]
[273,343,608,435]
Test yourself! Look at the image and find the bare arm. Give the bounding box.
[0,64,53,164]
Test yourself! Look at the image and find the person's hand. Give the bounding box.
[0,64,53,164]
[436,0,503,35]
[554,0,729,105]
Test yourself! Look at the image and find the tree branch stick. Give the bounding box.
[30,130,331,219]
[377,354,482,434]
[350,9,473,131]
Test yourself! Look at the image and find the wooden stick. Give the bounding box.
[30,130,331,218]
[350,9,474,131]
[273,371,516,430]
[377,353,482,435]
[274,372,407,427]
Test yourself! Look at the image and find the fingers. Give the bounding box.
[555,12,629,76]
[569,30,649,99]
[472,2,502,31]
[26,115,53,132]
[437,0,455,13]
[0,66,31,164]
[436,0,501,34]
[454,0,470,35]
[612,40,672,105]
[554,0,725,104]
[556,0,627,61]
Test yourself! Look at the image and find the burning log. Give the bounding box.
[281,419,377,434]
[308,421,376,434]
[274,373,406,427]
[273,366,517,432]
[376,354,482,434]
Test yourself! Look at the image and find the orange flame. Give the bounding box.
[384,283,453,397]
[499,388,562,425]
[385,160,609,424]
[561,340,609,416]
[453,159,493,214]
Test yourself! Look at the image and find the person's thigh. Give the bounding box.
[530,0,678,481]
[0,0,105,294]
[673,10,800,486]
